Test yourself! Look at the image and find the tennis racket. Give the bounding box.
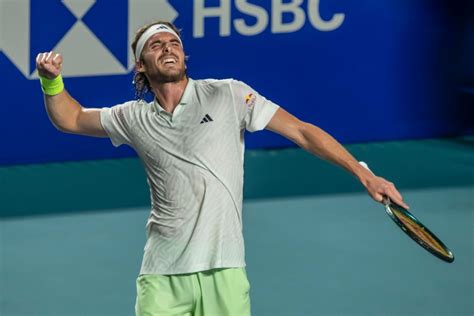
[359,161,455,263]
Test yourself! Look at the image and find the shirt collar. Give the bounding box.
[152,78,194,114]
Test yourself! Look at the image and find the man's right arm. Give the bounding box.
[37,51,107,137]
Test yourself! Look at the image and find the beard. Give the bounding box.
[154,64,186,83]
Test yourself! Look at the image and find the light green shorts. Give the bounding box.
[135,267,251,316]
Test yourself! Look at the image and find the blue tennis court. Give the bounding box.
[1,139,472,316]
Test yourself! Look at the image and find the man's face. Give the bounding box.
[137,32,186,83]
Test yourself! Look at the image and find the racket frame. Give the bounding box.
[358,161,454,263]
[383,199,454,263]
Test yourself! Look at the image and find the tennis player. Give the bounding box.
[36,21,409,316]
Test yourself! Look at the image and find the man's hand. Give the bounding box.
[35,51,106,137]
[36,51,62,79]
[364,174,409,209]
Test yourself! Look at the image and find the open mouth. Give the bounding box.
[162,57,177,65]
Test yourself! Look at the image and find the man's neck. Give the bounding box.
[151,76,189,113]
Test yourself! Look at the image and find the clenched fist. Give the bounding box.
[36,51,63,79]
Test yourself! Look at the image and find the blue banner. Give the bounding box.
[0,0,471,165]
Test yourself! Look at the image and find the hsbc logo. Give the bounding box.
[0,0,178,79]
[193,0,344,37]
[1,0,343,79]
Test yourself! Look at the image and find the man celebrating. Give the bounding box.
[36,21,408,316]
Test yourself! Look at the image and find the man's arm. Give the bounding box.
[266,108,409,208]
[36,51,107,137]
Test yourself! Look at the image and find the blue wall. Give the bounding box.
[1,0,472,165]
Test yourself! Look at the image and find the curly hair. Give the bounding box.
[131,21,184,99]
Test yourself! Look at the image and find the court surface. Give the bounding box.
[1,186,472,316]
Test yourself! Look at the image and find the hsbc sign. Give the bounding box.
[193,0,344,37]
[0,0,343,79]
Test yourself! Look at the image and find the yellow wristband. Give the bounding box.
[39,75,64,96]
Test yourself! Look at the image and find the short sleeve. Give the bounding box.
[100,101,136,147]
[230,80,280,132]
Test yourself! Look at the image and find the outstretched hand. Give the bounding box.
[36,51,63,79]
[364,175,409,209]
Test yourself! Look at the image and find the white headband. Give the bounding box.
[134,24,183,61]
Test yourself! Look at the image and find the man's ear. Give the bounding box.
[135,59,146,73]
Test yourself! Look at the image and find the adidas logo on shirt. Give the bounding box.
[200,114,213,124]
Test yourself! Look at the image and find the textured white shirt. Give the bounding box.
[100,78,279,275]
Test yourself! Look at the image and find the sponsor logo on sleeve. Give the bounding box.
[245,93,256,107]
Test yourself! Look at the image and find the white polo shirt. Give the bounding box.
[100,78,279,275]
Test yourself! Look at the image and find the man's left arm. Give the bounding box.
[266,108,409,209]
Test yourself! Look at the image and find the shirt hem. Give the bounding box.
[139,261,246,276]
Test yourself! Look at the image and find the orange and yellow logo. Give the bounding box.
[245,93,256,106]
